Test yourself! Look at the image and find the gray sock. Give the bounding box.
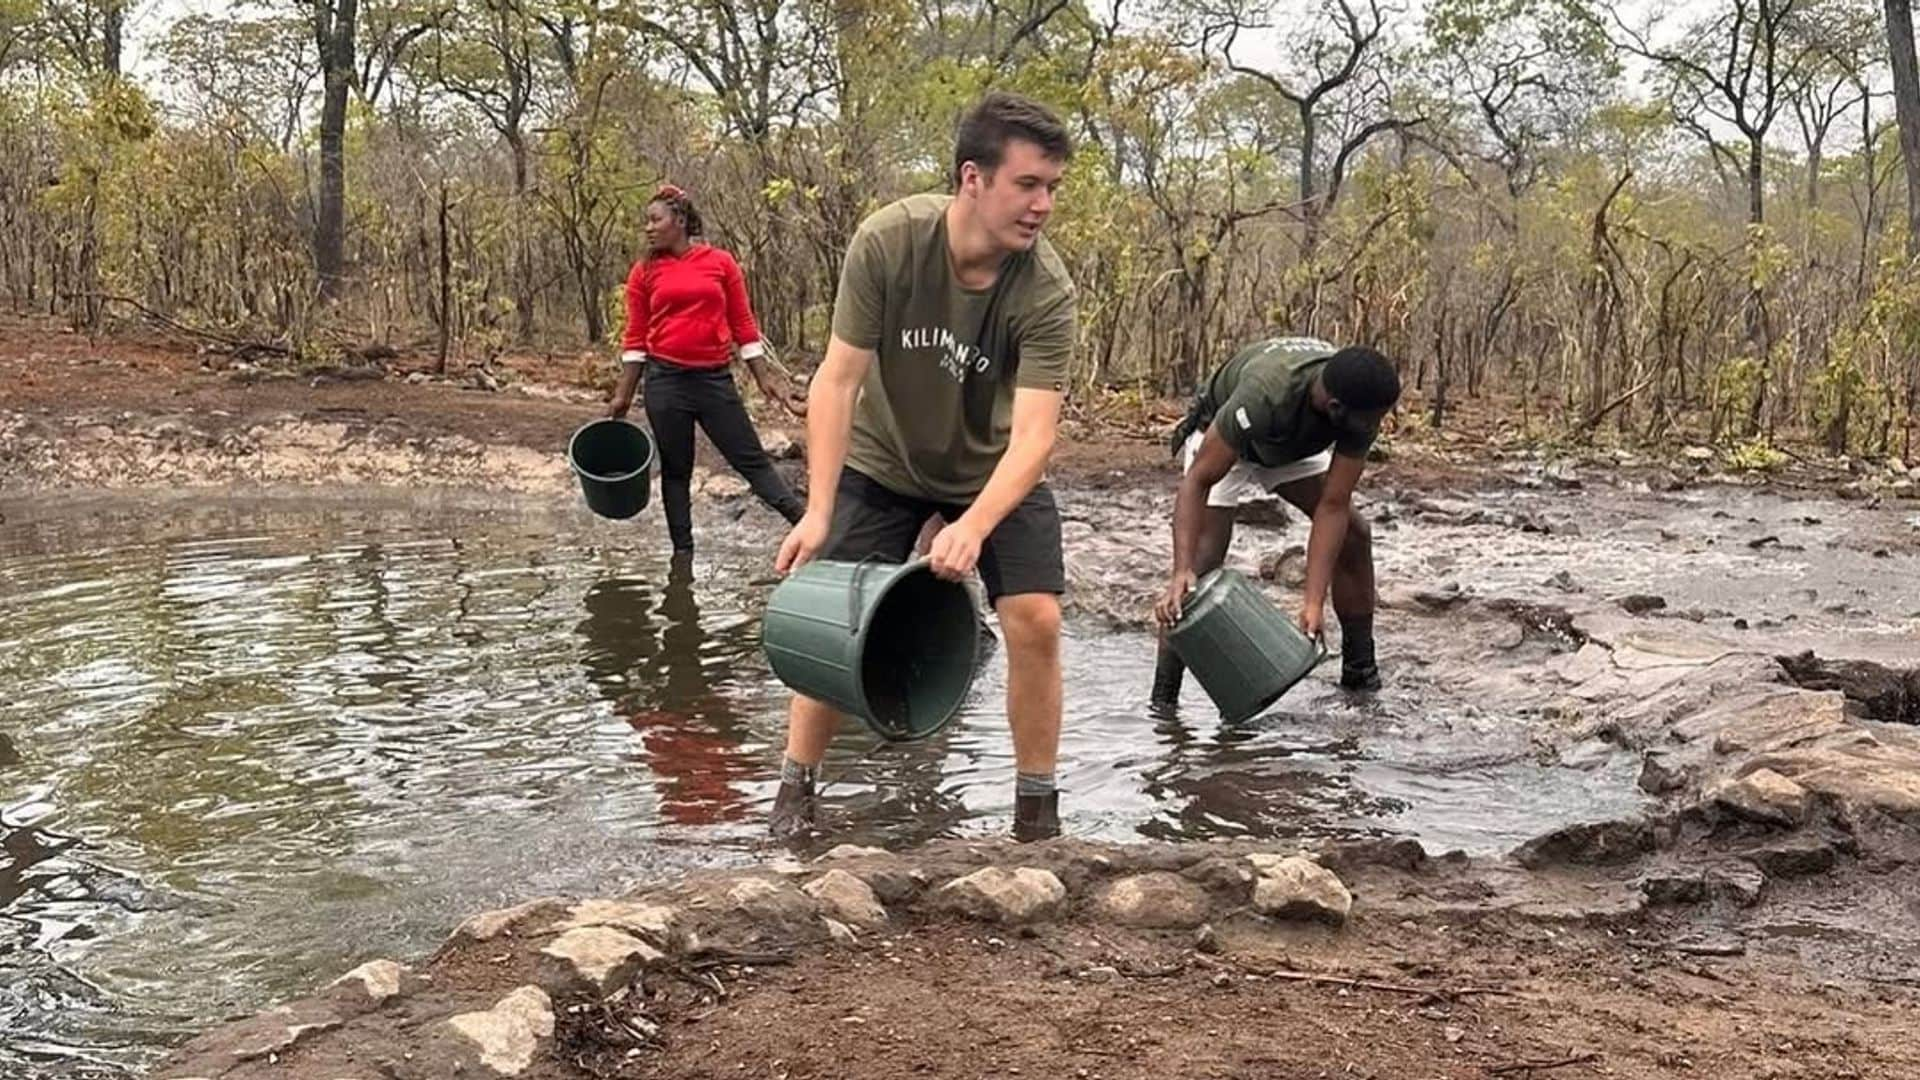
[781,757,819,787]
[1015,771,1056,797]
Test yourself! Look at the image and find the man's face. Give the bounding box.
[1327,400,1391,442]
[962,138,1066,253]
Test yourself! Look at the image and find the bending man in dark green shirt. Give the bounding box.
[1153,337,1402,698]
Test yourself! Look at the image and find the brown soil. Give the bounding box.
[561,914,1915,1080]
[0,312,1510,494]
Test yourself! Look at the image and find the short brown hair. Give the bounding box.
[952,91,1073,186]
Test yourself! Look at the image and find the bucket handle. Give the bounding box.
[846,556,933,633]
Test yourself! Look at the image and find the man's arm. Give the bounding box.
[925,387,1062,580]
[774,333,873,573]
[1299,452,1366,637]
[1154,428,1236,627]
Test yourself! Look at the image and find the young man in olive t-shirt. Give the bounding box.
[1152,336,1402,701]
[772,92,1078,842]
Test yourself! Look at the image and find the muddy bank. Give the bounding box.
[151,830,1920,1080]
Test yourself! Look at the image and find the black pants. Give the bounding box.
[643,360,803,552]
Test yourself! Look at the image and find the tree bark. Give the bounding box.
[315,0,360,302]
[1886,0,1920,256]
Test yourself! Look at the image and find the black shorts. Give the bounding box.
[821,469,1065,603]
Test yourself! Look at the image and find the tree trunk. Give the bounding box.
[1887,0,1920,256]
[1747,136,1765,227]
[315,0,360,303]
[437,180,452,374]
[1297,103,1319,259]
[102,0,123,77]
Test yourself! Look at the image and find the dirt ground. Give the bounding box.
[596,916,1915,1080]
[0,311,1582,497]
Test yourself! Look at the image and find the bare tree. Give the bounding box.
[1886,0,1920,256]
[1199,0,1422,260]
[1605,0,1823,229]
[313,0,361,301]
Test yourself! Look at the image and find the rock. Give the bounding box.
[549,898,678,946]
[406,371,431,384]
[1249,855,1352,925]
[1513,819,1659,869]
[1543,570,1579,593]
[324,959,412,1014]
[824,917,860,945]
[934,866,1066,924]
[819,844,889,861]
[1080,965,1119,983]
[1236,498,1292,528]
[1317,837,1429,875]
[1193,923,1221,954]
[1618,594,1668,615]
[452,896,567,944]
[1182,855,1255,899]
[1651,469,1688,492]
[1708,768,1810,827]
[802,870,888,928]
[1742,836,1838,879]
[762,430,800,460]
[438,986,555,1076]
[1413,582,1468,610]
[1639,752,1691,796]
[1259,545,1308,588]
[538,927,662,996]
[1638,870,1708,907]
[164,1000,342,1070]
[1682,445,1715,461]
[1097,872,1212,929]
[700,472,752,499]
[1545,462,1582,489]
[1708,863,1768,906]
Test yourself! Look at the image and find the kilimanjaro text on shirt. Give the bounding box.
[900,325,993,382]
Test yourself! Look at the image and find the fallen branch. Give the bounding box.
[67,292,291,357]
[1238,964,1514,999]
[1485,1051,1600,1075]
[684,949,793,971]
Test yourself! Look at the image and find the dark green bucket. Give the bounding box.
[1167,567,1327,722]
[568,419,656,520]
[761,558,981,741]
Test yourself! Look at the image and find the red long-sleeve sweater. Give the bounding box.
[618,245,764,369]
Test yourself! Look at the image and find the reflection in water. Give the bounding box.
[1135,705,1396,842]
[577,557,757,826]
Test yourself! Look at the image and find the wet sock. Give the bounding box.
[1015,771,1057,797]
[1338,613,1376,672]
[781,757,819,788]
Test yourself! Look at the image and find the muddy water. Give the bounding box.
[5,480,1908,1075]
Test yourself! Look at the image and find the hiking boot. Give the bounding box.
[1340,663,1382,692]
[769,777,817,841]
[1012,790,1060,843]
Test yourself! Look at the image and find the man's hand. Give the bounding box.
[1298,600,1326,641]
[776,510,831,575]
[927,518,986,580]
[606,395,634,419]
[1155,569,1198,629]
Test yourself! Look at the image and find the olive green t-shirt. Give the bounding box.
[831,193,1076,501]
[1199,336,1378,466]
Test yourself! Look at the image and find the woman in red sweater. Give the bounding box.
[607,185,806,554]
